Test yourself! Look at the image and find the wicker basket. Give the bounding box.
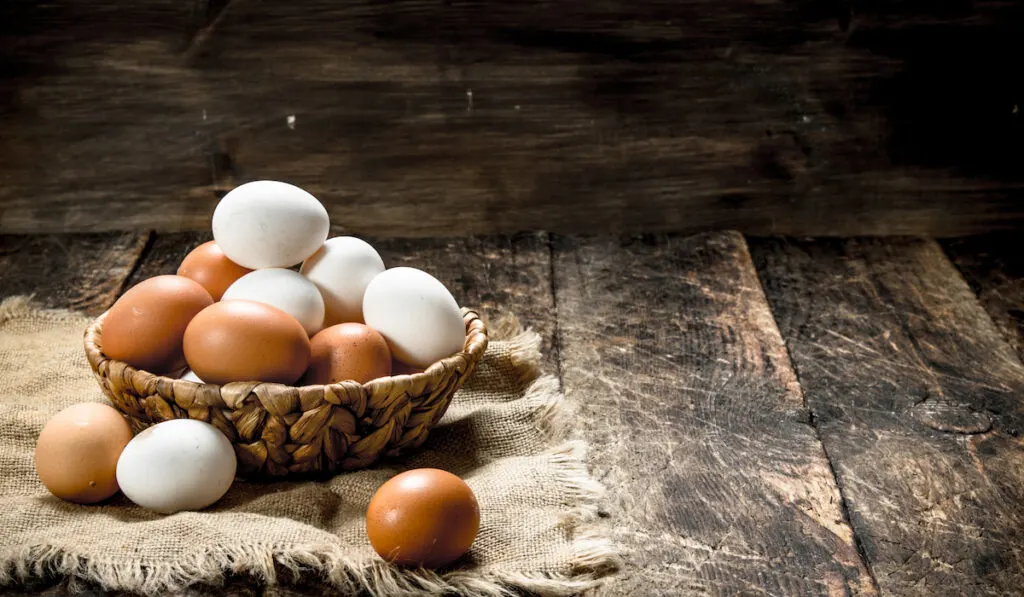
[83,309,488,478]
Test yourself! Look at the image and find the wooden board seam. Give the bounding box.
[749,238,883,594]
[114,230,156,299]
[546,233,565,390]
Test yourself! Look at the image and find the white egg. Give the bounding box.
[180,370,203,383]
[362,267,466,368]
[221,268,325,335]
[116,419,237,514]
[212,180,330,269]
[300,237,385,326]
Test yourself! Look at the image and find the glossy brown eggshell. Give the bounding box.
[101,275,214,375]
[300,323,392,385]
[177,240,253,301]
[183,299,311,385]
[366,468,480,569]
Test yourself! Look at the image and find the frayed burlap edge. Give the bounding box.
[0,299,621,596]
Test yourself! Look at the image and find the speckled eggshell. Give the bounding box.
[212,180,330,269]
[34,403,133,504]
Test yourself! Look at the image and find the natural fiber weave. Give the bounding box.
[0,297,620,596]
[84,309,488,477]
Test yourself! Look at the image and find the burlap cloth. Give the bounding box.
[0,297,618,596]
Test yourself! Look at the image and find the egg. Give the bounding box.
[212,180,330,269]
[183,300,311,385]
[176,240,253,301]
[116,419,237,514]
[221,268,325,336]
[362,268,466,368]
[300,237,385,326]
[300,323,392,385]
[35,403,133,504]
[180,370,203,383]
[366,468,480,568]
[102,275,214,375]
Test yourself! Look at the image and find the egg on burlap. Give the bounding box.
[366,468,480,568]
[116,419,236,514]
[35,403,133,504]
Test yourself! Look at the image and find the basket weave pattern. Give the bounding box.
[84,309,488,477]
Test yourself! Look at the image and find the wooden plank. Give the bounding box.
[0,233,151,315]
[1,1,1023,236]
[553,232,875,596]
[750,237,1024,596]
[0,0,219,232]
[942,233,1024,365]
[122,230,212,291]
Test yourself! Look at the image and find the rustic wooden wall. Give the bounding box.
[1,0,1021,236]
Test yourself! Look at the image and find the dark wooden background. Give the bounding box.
[1,0,1022,237]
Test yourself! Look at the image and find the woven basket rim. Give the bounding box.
[83,307,488,410]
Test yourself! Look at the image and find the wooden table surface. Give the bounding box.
[2,230,1023,597]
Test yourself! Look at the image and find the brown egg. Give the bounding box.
[300,323,392,385]
[391,359,424,376]
[35,403,133,504]
[183,299,311,385]
[366,468,480,568]
[102,275,214,375]
[177,240,253,301]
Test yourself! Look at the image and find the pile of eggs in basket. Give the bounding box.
[33,181,480,568]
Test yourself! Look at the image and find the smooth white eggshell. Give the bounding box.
[300,237,385,326]
[362,267,466,368]
[221,268,325,335]
[116,419,237,514]
[212,180,329,269]
[180,370,203,383]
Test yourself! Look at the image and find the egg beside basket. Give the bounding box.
[83,309,488,478]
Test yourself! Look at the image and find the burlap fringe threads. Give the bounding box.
[0,305,620,596]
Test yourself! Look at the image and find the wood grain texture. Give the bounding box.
[942,234,1024,365]
[122,230,212,292]
[553,232,875,596]
[0,233,150,315]
[750,237,1024,596]
[1,1,1022,236]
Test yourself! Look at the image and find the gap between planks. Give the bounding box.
[552,232,875,596]
[749,236,1024,596]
